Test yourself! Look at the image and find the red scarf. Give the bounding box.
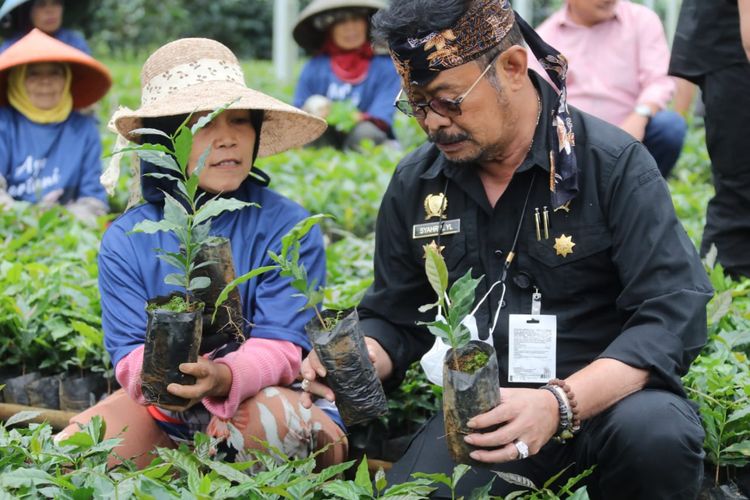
[321,37,374,84]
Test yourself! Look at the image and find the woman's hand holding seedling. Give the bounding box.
[299,336,392,409]
[163,357,233,411]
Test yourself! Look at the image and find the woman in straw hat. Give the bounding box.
[0,0,90,54]
[292,0,400,150]
[57,37,347,468]
[0,28,109,222]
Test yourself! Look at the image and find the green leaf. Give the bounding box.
[190,102,237,135]
[191,144,212,182]
[5,410,41,427]
[164,273,185,287]
[162,192,189,228]
[193,198,255,226]
[212,265,278,322]
[188,277,211,291]
[129,127,172,138]
[130,219,179,235]
[354,455,373,495]
[375,468,387,494]
[492,471,538,491]
[451,464,471,489]
[723,440,750,457]
[159,251,187,271]
[134,149,181,175]
[424,245,448,301]
[174,125,194,173]
[280,214,332,260]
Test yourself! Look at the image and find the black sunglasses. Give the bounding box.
[393,55,499,119]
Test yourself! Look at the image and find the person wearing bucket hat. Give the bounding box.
[0,0,90,54]
[299,0,711,497]
[0,28,109,222]
[292,0,401,150]
[56,37,348,469]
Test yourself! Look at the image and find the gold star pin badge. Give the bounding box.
[554,234,575,257]
[424,193,447,220]
[423,240,445,259]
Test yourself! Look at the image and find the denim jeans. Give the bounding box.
[642,110,688,178]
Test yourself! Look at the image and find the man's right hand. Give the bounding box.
[299,337,393,409]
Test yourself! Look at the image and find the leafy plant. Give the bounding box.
[494,464,594,500]
[216,214,337,330]
[327,100,360,134]
[419,244,483,370]
[123,106,256,311]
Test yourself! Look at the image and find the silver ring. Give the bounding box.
[300,378,311,392]
[514,439,529,460]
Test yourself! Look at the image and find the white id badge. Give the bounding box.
[507,314,557,383]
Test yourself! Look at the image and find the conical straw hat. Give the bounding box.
[293,0,387,53]
[111,37,326,158]
[0,28,111,108]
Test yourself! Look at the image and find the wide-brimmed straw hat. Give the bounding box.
[293,0,387,53]
[0,28,111,108]
[111,37,326,158]
[0,0,91,33]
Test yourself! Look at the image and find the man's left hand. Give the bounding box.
[463,387,559,463]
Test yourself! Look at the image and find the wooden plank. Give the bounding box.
[0,403,75,430]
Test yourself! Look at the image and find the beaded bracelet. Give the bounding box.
[540,385,573,442]
[548,378,581,432]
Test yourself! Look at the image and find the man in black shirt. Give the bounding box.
[670,0,750,279]
[301,0,712,498]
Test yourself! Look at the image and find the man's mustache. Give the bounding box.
[429,130,470,144]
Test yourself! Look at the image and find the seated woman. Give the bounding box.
[0,28,109,222]
[0,0,90,54]
[293,0,400,150]
[57,37,347,469]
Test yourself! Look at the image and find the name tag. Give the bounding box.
[412,219,461,239]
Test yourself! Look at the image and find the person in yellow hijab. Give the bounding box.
[0,28,111,222]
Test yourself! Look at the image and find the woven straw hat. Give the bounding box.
[111,37,326,158]
[0,28,110,108]
[293,0,387,53]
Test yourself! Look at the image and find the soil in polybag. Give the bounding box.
[2,371,40,405]
[305,308,388,426]
[443,340,500,465]
[27,374,61,410]
[141,294,203,409]
[59,373,106,412]
[193,237,244,353]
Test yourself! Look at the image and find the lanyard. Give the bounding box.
[436,173,537,336]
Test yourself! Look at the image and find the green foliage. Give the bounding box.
[494,464,594,500]
[0,415,444,499]
[327,100,360,133]
[419,245,483,361]
[126,107,256,307]
[0,204,108,376]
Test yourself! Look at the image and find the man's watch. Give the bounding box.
[634,104,654,118]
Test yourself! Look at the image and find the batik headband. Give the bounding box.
[388,0,579,210]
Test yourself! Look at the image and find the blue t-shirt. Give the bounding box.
[0,28,91,54]
[293,54,401,127]
[100,179,326,368]
[0,107,108,204]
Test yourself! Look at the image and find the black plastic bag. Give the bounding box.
[443,340,500,464]
[141,293,203,409]
[305,309,388,426]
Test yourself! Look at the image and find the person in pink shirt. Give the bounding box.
[532,0,686,177]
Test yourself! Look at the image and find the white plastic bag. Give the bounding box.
[420,280,504,386]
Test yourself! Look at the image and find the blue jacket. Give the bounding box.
[293,54,401,127]
[0,28,91,54]
[0,107,107,204]
[100,176,326,368]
